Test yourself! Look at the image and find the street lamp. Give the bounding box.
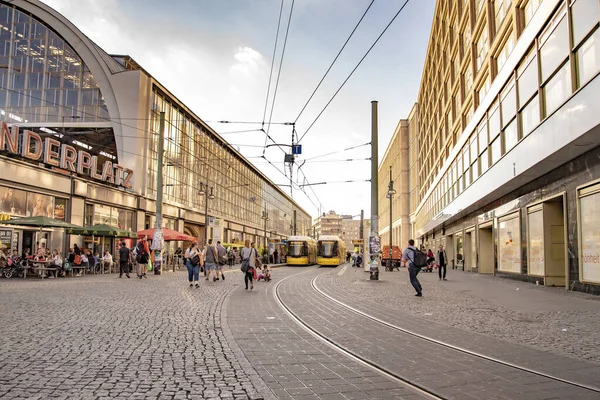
[386,166,397,270]
[198,181,215,247]
[261,207,269,256]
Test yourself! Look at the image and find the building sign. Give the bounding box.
[528,210,544,276]
[580,191,600,283]
[0,122,133,189]
[352,239,364,245]
[498,214,521,273]
[0,228,12,248]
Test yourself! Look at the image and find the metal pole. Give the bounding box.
[389,166,393,270]
[369,101,379,279]
[293,209,297,236]
[151,111,165,275]
[204,193,208,248]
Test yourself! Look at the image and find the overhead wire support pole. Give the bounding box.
[152,111,166,275]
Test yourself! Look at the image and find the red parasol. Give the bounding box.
[136,227,197,242]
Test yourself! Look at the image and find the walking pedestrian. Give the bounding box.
[204,239,218,281]
[118,242,131,278]
[216,240,226,281]
[135,235,150,279]
[402,239,423,297]
[437,244,448,281]
[240,240,257,290]
[185,242,201,287]
[273,248,279,264]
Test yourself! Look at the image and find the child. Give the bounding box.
[257,265,271,282]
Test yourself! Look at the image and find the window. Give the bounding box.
[480,147,489,174]
[503,119,518,153]
[539,5,569,83]
[576,27,600,86]
[496,33,515,73]
[544,62,571,115]
[571,0,600,47]
[524,0,542,28]
[478,119,488,155]
[579,183,600,283]
[470,135,478,165]
[488,100,501,141]
[520,95,540,138]
[495,0,511,32]
[501,78,516,127]
[477,73,491,105]
[517,48,539,105]
[463,25,472,57]
[476,25,489,71]
[464,64,473,93]
[491,136,502,164]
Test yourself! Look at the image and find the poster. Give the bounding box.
[498,215,521,273]
[28,192,54,218]
[0,186,27,216]
[369,234,381,255]
[528,210,545,276]
[54,198,66,221]
[580,193,600,283]
[0,228,12,249]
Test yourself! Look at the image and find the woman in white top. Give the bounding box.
[102,250,113,272]
[240,240,257,290]
[185,242,202,288]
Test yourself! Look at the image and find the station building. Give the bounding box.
[379,0,600,294]
[0,0,311,255]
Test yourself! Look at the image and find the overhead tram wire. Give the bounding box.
[261,0,286,130]
[297,0,412,144]
[293,0,375,124]
[262,0,295,156]
[305,141,371,160]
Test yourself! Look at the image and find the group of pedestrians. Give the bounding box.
[402,239,448,297]
[116,235,150,279]
[183,239,227,287]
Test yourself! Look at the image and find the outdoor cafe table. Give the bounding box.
[30,259,58,279]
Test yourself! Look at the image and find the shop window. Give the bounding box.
[579,183,600,283]
[543,62,571,116]
[517,48,539,105]
[520,95,540,138]
[539,5,569,83]
[503,119,518,153]
[576,28,600,87]
[571,0,600,48]
[498,213,521,273]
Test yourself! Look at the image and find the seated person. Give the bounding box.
[102,250,113,272]
[33,247,46,261]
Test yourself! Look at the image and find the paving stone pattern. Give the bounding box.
[0,272,263,400]
[225,267,428,400]
[279,268,600,399]
[328,265,600,365]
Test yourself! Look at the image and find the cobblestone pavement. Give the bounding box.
[330,265,600,364]
[225,266,427,400]
[0,271,263,400]
[279,268,600,399]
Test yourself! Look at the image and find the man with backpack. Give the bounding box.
[118,242,131,278]
[402,239,425,297]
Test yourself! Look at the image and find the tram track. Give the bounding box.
[273,269,444,400]
[310,271,600,397]
[273,267,600,399]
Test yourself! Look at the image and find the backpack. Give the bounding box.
[409,248,427,268]
[135,242,148,263]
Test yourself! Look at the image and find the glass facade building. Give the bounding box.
[380,0,600,294]
[0,0,311,258]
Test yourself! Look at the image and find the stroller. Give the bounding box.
[2,257,26,278]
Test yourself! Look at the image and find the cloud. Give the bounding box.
[230,47,264,77]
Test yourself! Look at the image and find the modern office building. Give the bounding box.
[379,0,600,294]
[0,0,311,256]
[341,215,370,250]
[313,211,343,238]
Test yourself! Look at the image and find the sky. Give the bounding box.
[41,0,436,221]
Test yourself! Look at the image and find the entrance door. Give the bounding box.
[478,225,494,274]
[465,230,476,272]
[455,234,464,270]
[543,198,566,287]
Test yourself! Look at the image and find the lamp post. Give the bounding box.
[261,206,269,257]
[198,181,215,248]
[386,166,397,270]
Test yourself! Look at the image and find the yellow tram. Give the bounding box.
[286,236,317,266]
[317,235,346,266]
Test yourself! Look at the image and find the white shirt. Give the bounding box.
[103,254,113,263]
[240,247,256,268]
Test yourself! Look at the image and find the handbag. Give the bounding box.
[147,258,152,272]
[191,254,200,266]
[73,254,81,265]
[241,258,249,273]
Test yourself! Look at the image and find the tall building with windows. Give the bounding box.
[380,0,600,294]
[0,0,311,257]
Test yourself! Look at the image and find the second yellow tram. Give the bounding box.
[286,236,317,266]
[317,235,346,266]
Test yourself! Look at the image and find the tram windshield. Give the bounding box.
[318,241,338,257]
[288,241,306,257]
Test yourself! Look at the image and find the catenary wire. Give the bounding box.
[305,141,371,160]
[297,0,411,143]
[294,0,375,124]
[261,0,286,128]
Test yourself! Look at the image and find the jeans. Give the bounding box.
[408,265,422,295]
[245,271,253,288]
[186,260,199,282]
[438,263,447,279]
[119,261,129,276]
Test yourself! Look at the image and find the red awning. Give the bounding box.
[136,227,197,242]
